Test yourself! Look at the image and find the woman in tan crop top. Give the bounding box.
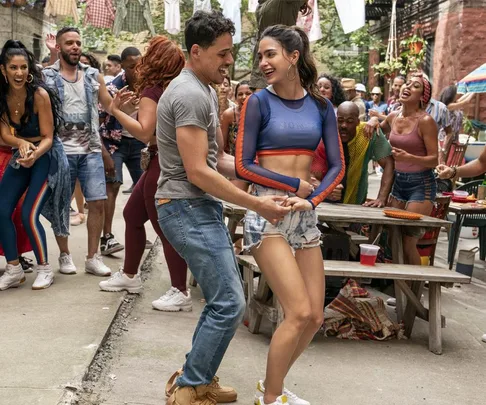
[367,73,439,266]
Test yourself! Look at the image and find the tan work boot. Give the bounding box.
[167,386,216,405]
[166,370,237,403]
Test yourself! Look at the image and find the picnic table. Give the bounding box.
[447,201,486,269]
[223,202,451,324]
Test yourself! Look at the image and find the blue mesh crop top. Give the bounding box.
[235,88,345,208]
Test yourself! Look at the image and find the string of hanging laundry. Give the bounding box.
[38,0,363,41]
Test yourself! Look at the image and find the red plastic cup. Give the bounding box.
[359,244,380,266]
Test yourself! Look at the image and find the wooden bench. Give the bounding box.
[237,255,471,355]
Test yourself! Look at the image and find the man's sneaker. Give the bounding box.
[99,269,143,293]
[386,297,397,307]
[255,380,308,405]
[85,254,111,276]
[59,253,77,275]
[145,239,154,250]
[152,287,192,312]
[167,386,217,405]
[256,395,288,405]
[0,263,25,290]
[122,184,134,194]
[482,333,486,343]
[32,265,54,290]
[19,255,34,273]
[100,233,124,256]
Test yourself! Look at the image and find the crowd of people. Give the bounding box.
[0,9,483,405]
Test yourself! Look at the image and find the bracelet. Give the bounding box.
[449,166,457,180]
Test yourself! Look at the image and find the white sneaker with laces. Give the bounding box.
[0,263,25,290]
[99,269,143,293]
[59,253,77,274]
[256,394,289,404]
[32,265,54,290]
[255,380,308,405]
[85,254,111,277]
[152,287,192,312]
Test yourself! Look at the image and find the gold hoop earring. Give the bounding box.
[27,74,33,83]
[287,64,296,81]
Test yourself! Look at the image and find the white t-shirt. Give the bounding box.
[193,0,211,13]
[164,0,180,35]
[219,0,241,44]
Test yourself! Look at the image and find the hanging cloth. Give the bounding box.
[308,0,322,42]
[45,0,79,23]
[113,0,156,37]
[219,0,241,44]
[165,0,181,35]
[296,0,312,34]
[85,0,115,29]
[248,0,258,13]
[193,0,211,14]
[333,0,365,34]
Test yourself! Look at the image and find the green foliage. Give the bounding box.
[400,35,427,72]
[312,0,381,80]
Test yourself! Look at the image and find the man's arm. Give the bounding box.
[216,126,236,179]
[177,125,290,223]
[440,125,453,164]
[437,145,486,179]
[373,155,394,206]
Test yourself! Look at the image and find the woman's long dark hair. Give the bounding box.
[318,73,347,107]
[81,52,101,71]
[440,85,457,107]
[0,40,62,135]
[261,25,326,108]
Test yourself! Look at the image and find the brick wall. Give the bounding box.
[0,6,55,61]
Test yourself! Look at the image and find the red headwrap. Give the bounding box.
[411,72,432,105]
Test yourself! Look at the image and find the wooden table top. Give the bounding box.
[448,202,486,215]
[223,202,451,228]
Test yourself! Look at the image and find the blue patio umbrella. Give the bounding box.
[457,63,486,94]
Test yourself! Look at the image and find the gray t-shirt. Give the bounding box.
[156,69,219,199]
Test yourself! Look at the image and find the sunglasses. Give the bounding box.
[371,93,381,96]
[64,122,87,131]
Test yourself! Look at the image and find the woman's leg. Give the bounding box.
[403,200,434,265]
[0,165,30,264]
[286,246,325,371]
[20,154,52,265]
[252,237,313,404]
[122,171,149,275]
[143,160,188,292]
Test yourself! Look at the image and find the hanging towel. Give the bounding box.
[248,0,258,12]
[85,0,115,29]
[219,0,241,44]
[113,0,156,37]
[333,0,365,34]
[165,0,181,35]
[308,0,322,42]
[45,0,79,22]
[193,0,211,14]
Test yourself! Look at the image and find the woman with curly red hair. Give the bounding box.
[99,36,191,312]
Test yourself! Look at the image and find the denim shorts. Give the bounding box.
[390,170,437,205]
[103,137,145,184]
[67,152,107,201]
[244,185,321,251]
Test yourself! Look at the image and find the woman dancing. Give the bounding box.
[236,25,344,405]
[0,40,70,290]
[99,36,191,312]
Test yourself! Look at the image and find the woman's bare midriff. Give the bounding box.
[258,154,313,183]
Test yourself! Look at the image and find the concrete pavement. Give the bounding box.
[1,174,486,405]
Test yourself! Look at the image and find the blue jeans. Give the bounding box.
[391,169,437,204]
[156,198,246,386]
[67,153,107,201]
[103,137,145,184]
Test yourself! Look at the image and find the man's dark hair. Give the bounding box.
[41,56,50,64]
[185,11,235,54]
[107,54,122,64]
[56,26,80,41]
[120,47,141,62]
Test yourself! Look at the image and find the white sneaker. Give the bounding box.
[386,297,397,307]
[481,333,486,343]
[0,263,25,290]
[85,254,111,277]
[59,253,77,275]
[255,380,309,405]
[32,265,54,290]
[152,287,192,312]
[99,269,143,293]
[256,394,289,404]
